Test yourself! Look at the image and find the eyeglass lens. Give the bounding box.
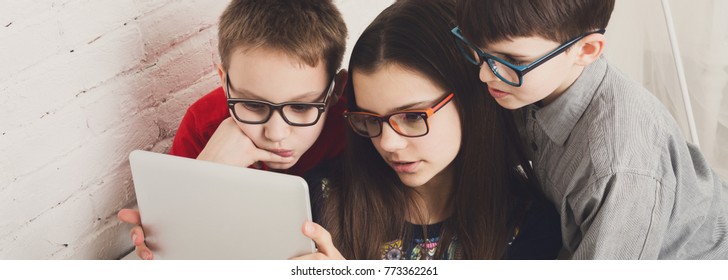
[347,112,428,137]
[455,39,520,85]
[487,60,520,85]
[232,102,321,125]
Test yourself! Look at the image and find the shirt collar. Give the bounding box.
[533,56,608,146]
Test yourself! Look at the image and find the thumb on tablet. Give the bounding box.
[117,208,141,225]
[302,221,343,259]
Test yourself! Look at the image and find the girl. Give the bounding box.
[296,0,561,260]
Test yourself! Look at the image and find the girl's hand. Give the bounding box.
[117,208,154,260]
[290,221,345,260]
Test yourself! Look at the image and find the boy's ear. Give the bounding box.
[217,64,227,92]
[574,33,605,66]
[328,69,348,107]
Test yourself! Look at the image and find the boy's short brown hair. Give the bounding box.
[218,0,347,76]
[457,0,615,45]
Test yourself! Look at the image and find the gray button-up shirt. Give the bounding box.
[516,56,728,259]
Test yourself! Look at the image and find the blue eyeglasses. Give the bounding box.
[451,26,605,87]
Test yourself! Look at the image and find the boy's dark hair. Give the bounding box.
[457,0,615,45]
[218,0,347,76]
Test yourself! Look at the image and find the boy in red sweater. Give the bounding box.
[118,0,348,260]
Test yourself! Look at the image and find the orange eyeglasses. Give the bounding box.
[344,93,455,138]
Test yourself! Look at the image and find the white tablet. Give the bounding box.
[128,150,315,259]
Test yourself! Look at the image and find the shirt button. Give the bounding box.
[531,142,538,151]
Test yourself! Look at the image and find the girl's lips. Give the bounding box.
[488,87,510,99]
[390,161,421,174]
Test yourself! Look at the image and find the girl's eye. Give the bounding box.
[402,113,424,123]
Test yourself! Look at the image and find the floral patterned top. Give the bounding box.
[379,210,561,260]
[381,222,471,260]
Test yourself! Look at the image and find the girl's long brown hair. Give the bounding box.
[323,0,541,259]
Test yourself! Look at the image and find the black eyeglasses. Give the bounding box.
[452,26,605,87]
[225,73,335,126]
[344,93,455,138]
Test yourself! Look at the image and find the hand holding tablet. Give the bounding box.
[128,150,315,259]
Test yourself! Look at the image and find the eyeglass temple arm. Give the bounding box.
[322,76,337,105]
[431,93,455,114]
[521,29,606,76]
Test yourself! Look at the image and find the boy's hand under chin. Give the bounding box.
[290,221,346,260]
[196,117,294,168]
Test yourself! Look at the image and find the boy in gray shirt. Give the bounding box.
[452,0,727,259]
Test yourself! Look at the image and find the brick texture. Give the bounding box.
[0,0,393,259]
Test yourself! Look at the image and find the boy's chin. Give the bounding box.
[263,160,297,171]
[494,98,529,110]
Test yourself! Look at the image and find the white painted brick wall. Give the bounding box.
[0,0,392,259]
